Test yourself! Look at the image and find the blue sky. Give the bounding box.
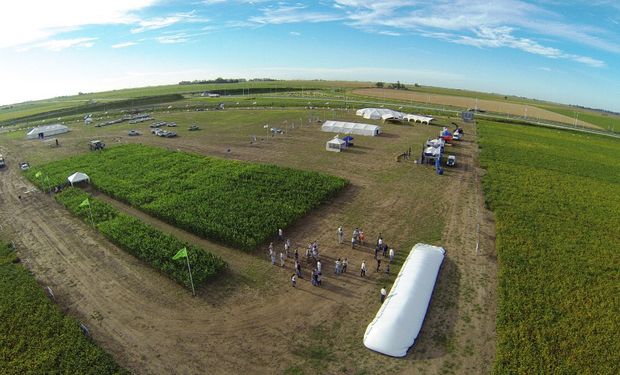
[1,1,619,111]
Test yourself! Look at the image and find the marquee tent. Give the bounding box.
[326,136,346,152]
[363,243,445,357]
[67,172,90,186]
[321,121,381,136]
[356,108,405,121]
[26,124,69,139]
[404,114,434,124]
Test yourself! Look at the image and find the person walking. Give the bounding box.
[296,261,302,278]
[389,248,395,263]
[380,287,387,303]
[316,260,322,275]
[271,252,276,265]
[351,235,356,249]
[284,239,291,257]
[335,259,342,275]
[337,226,344,244]
[385,263,390,275]
[280,252,285,267]
[376,258,381,272]
[383,243,388,258]
[291,274,297,287]
[342,258,348,273]
[359,230,365,246]
[278,228,284,241]
[360,260,367,277]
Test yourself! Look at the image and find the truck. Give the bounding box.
[89,140,105,151]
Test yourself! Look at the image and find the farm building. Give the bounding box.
[364,243,445,357]
[404,114,434,124]
[325,136,347,152]
[26,124,69,139]
[356,108,405,121]
[321,121,381,136]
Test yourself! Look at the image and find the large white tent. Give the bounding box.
[363,243,445,357]
[356,108,405,121]
[67,172,90,186]
[404,114,434,124]
[321,121,381,136]
[26,124,69,139]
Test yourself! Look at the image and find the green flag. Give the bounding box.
[79,198,90,208]
[35,171,42,178]
[172,247,188,260]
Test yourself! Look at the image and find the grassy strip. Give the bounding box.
[26,144,348,250]
[0,242,127,374]
[55,188,226,288]
[478,121,620,374]
[536,105,619,133]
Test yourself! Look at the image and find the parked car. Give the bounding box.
[89,140,105,151]
[270,127,283,134]
[19,162,30,170]
[163,131,177,138]
[446,155,457,167]
[167,122,177,127]
[188,124,200,131]
[128,130,141,136]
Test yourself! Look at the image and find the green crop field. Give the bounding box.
[478,121,620,374]
[0,242,126,374]
[26,144,348,250]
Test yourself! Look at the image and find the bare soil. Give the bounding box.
[353,88,597,129]
[0,111,497,374]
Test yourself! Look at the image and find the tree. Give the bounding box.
[376,82,384,88]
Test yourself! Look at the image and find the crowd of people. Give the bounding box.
[270,227,396,302]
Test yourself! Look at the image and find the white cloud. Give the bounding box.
[34,37,97,52]
[0,0,157,49]
[156,33,189,44]
[111,41,138,48]
[249,5,342,24]
[130,11,203,33]
[289,31,301,36]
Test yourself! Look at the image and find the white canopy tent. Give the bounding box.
[321,121,381,136]
[26,124,69,139]
[67,172,90,186]
[363,243,445,357]
[356,108,405,121]
[404,114,434,124]
[326,136,346,152]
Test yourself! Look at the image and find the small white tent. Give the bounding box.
[326,136,346,152]
[404,114,434,124]
[321,121,381,136]
[67,172,90,186]
[363,243,445,357]
[26,124,69,139]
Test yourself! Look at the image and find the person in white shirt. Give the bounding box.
[389,248,395,262]
[280,252,285,267]
[380,287,387,303]
[316,260,322,275]
[360,260,367,277]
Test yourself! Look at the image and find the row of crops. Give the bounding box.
[0,242,126,374]
[52,188,226,288]
[478,121,620,374]
[27,144,348,250]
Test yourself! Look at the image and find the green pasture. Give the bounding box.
[479,121,620,374]
[537,105,620,132]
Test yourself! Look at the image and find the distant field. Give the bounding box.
[352,88,598,129]
[479,122,620,374]
[538,105,620,132]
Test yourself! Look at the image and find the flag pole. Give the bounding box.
[185,254,195,296]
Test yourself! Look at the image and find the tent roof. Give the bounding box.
[356,108,405,120]
[404,114,434,122]
[26,124,68,135]
[67,172,90,184]
[322,121,380,131]
[327,137,346,145]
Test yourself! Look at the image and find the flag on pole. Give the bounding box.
[35,171,42,178]
[79,198,90,208]
[172,247,188,260]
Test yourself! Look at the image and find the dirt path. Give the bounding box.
[0,115,497,374]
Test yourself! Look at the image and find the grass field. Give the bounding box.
[538,105,620,132]
[478,121,620,374]
[0,241,126,374]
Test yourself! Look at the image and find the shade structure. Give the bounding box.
[26,124,69,139]
[363,243,445,357]
[404,114,434,124]
[321,121,381,136]
[67,172,90,186]
[326,136,346,152]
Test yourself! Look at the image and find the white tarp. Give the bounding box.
[321,121,381,136]
[363,243,445,357]
[326,136,346,152]
[26,124,69,139]
[404,114,434,124]
[67,172,90,186]
[356,108,405,121]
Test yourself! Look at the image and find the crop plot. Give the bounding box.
[27,144,348,250]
